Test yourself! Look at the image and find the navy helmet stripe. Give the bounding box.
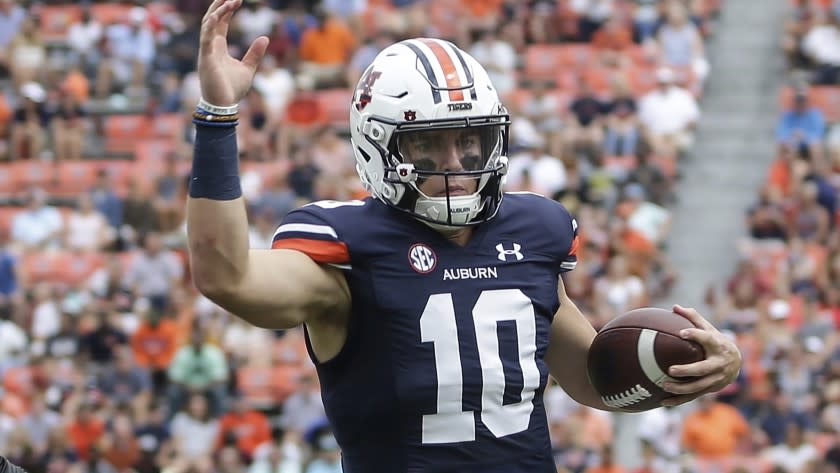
[401,40,442,104]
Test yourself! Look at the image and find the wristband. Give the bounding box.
[198,97,238,116]
[189,126,242,200]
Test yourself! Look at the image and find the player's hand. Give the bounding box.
[659,304,742,407]
[198,0,268,107]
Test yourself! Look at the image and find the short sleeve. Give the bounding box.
[271,208,351,267]
[557,205,580,273]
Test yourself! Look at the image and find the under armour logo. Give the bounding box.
[496,243,523,261]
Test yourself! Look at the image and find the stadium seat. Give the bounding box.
[524,45,593,81]
[778,86,840,122]
[21,251,105,286]
[316,88,354,128]
[8,161,57,193]
[236,364,300,408]
[103,114,184,154]
[32,4,82,43]
[52,161,99,197]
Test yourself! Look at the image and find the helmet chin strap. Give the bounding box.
[413,193,483,229]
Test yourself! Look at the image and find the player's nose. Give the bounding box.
[440,139,464,172]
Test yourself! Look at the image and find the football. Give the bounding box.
[586,307,706,412]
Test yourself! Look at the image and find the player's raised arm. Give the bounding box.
[187,0,348,329]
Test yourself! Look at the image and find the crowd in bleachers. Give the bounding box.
[1,0,836,472]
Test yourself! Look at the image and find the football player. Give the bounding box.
[187,1,742,472]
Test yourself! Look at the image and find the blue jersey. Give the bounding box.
[272,193,579,473]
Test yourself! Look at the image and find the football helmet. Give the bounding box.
[349,38,510,229]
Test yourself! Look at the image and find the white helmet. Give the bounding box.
[349,38,510,229]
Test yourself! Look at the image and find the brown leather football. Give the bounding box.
[586,307,706,412]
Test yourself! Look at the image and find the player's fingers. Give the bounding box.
[202,0,228,22]
[673,304,716,332]
[676,327,718,351]
[241,36,269,70]
[662,372,726,395]
[668,357,719,377]
[201,0,238,39]
[216,0,241,37]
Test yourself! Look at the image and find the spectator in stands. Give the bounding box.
[18,392,60,457]
[234,0,278,45]
[253,55,296,120]
[792,180,831,243]
[131,305,180,392]
[777,87,826,161]
[0,296,27,366]
[11,188,63,251]
[801,10,840,85]
[248,441,303,473]
[97,345,152,414]
[100,411,142,472]
[468,25,517,95]
[761,422,819,473]
[167,326,229,417]
[602,77,639,158]
[620,183,671,246]
[681,395,751,462]
[10,81,50,160]
[519,80,565,157]
[0,232,20,299]
[638,67,700,157]
[65,401,105,462]
[656,1,709,84]
[0,0,26,75]
[575,0,615,42]
[51,89,87,162]
[169,392,219,472]
[278,373,325,436]
[506,134,567,196]
[66,7,103,77]
[122,231,183,310]
[304,429,342,473]
[249,208,281,250]
[96,7,156,99]
[45,311,80,360]
[122,178,160,240]
[89,170,123,231]
[592,254,645,325]
[592,15,634,66]
[345,31,395,89]
[216,396,272,461]
[65,194,114,252]
[627,142,670,206]
[79,310,128,366]
[297,7,357,89]
[747,185,789,241]
[566,78,607,159]
[239,89,274,162]
[760,392,814,447]
[8,16,46,88]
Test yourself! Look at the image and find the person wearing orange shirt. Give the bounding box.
[216,396,272,461]
[681,393,750,459]
[297,7,357,89]
[65,402,105,461]
[131,307,180,393]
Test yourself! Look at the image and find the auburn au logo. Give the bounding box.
[355,69,382,111]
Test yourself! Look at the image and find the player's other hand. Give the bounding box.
[659,304,742,407]
[198,0,268,107]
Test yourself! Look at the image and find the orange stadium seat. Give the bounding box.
[134,140,177,164]
[237,364,300,408]
[32,4,82,43]
[52,160,99,196]
[779,86,840,122]
[94,160,137,196]
[0,207,22,237]
[103,114,184,154]
[90,3,132,25]
[285,93,327,127]
[3,366,34,397]
[316,89,353,127]
[524,45,593,81]
[21,251,105,286]
[8,161,57,193]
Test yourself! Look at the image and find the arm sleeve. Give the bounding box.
[271,208,350,267]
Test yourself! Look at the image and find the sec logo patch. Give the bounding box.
[408,243,437,274]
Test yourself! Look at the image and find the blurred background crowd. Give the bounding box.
[0,0,839,472]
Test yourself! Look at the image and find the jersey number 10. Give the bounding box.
[420,289,541,444]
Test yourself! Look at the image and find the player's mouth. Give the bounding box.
[438,186,468,197]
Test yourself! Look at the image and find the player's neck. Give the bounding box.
[445,227,473,246]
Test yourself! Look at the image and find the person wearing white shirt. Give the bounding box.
[66,9,103,69]
[65,194,114,251]
[638,67,700,156]
[761,422,818,473]
[10,189,64,251]
[468,27,517,94]
[234,0,277,45]
[506,141,567,197]
[801,11,840,84]
[253,55,295,119]
[96,7,156,98]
